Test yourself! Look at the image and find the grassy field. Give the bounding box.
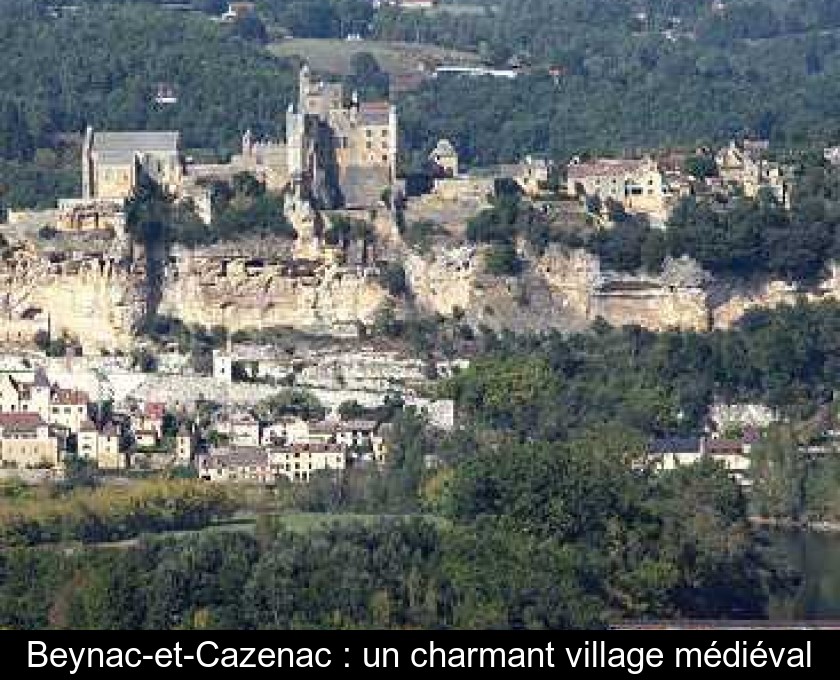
[268,38,482,77]
[426,3,496,17]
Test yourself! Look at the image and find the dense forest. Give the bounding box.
[393,0,840,167]
[0,1,295,156]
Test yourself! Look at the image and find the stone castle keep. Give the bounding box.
[218,65,398,211]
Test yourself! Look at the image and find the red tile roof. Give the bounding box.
[144,402,166,419]
[0,412,47,430]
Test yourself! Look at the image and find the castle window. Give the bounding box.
[366,129,373,137]
[382,155,388,163]
[366,141,373,150]
[381,129,388,137]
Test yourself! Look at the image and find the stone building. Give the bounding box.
[286,64,399,209]
[82,127,182,201]
[715,140,791,208]
[78,420,124,469]
[0,372,91,434]
[0,413,59,468]
[268,442,346,483]
[198,447,274,484]
[566,156,670,224]
[429,139,459,177]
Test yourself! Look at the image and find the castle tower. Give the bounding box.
[388,104,399,182]
[241,129,253,158]
[82,126,95,199]
[298,63,313,114]
[286,103,306,179]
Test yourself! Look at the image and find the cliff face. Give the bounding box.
[0,244,146,351]
[5,236,840,353]
[157,247,390,336]
[406,244,710,333]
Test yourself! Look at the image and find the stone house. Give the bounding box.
[49,388,90,433]
[175,425,195,464]
[429,139,459,177]
[134,429,159,449]
[335,419,378,449]
[229,412,261,447]
[268,443,346,483]
[78,420,124,469]
[566,156,671,224]
[82,128,182,202]
[715,140,791,208]
[198,448,274,484]
[515,156,552,197]
[260,416,310,447]
[0,372,91,434]
[0,413,59,468]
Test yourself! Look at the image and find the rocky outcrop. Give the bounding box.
[0,242,146,351]
[158,244,390,336]
[5,229,840,353]
[407,244,712,333]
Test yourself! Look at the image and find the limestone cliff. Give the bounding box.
[0,242,146,351]
[5,231,840,353]
[157,244,390,336]
[406,244,710,333]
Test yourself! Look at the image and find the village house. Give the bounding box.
[566,156,671,225]
[715,140,791,208]
[335,419,378,449]
[134,401,166,438]
[0,413,60,468]
[306,420,339,445]
[175,425,195,464]
[198,447,274,484]
[707,403,778,436]
[429,139,459,177]
[229,412,261,447]
[515,155,552,197]
[268,442,347,483]
[50,387,90,433]
[371,422,392,464]
[77,420,124,469]
[260,416,311,447]
[135,429,159,449]
[647,435,752,487]
[221,2,255,22]
[0,372,91,434]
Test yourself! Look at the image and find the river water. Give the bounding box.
[768,529,840,620]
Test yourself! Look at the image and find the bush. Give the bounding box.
[484,243,522,276]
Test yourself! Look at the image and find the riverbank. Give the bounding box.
[750,516,840,533]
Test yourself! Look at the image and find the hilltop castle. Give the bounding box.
[235,65,398,211]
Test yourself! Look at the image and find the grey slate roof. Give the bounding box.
[93,131,179,165]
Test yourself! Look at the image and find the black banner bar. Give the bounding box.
[3,629,835,676]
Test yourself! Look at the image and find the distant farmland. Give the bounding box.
[268,38,483,78]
